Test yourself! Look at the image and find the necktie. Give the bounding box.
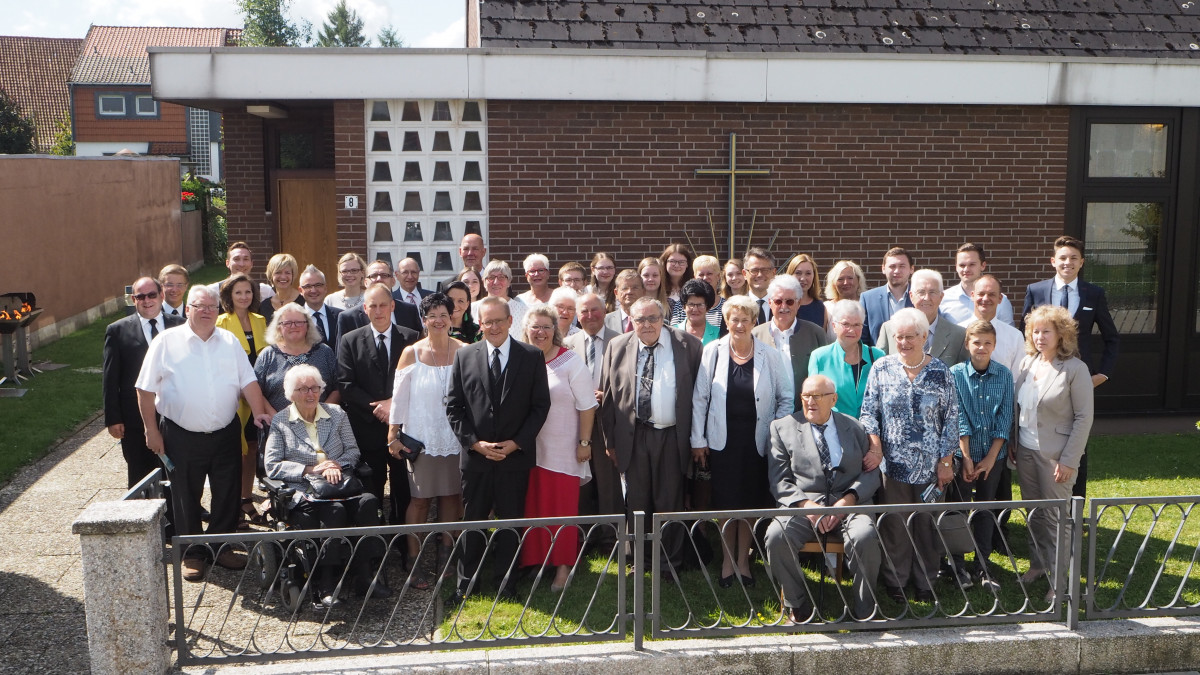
[375,333,388,369]
[757,298,767,325]
[490,347,503,399]
[148,318,159,340]
[169,307,180,316]
[586,335,596,369]
[1060,285,1070,309]
[637,343,656,422]
[623,316,632,333]
[314,311,327,341]
[813,422,833,474]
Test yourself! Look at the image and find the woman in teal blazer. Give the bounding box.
[807,300,884,418]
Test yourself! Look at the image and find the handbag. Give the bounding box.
[390,430,425,463]
[304,470,364,500]
[933,478,975,555]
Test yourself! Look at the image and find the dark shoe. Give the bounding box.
[936,559,955,582]
[884,585,905,603]
[914,589,935,603]
[740,574,755,588]
[215,548,247,570]
[783,600,814,625]
[446,589,471,607]
[718,574,735,589]
[498,584,519,602]
[182,557,208,582]
[954,566,974,589]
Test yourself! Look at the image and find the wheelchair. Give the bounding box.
[248,436,379,612]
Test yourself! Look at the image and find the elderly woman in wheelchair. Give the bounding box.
[263,364,390,607]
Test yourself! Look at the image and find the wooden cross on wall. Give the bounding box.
[694,133,771,260]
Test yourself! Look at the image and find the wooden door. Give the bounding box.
[278,178,339,285]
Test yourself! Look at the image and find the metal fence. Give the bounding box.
[146,494,1200,667]
[1086,496,1200,620]
[121,467,165,502]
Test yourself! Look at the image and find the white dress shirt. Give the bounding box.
[139,312,167,344]
[635,328,677,428]
[768,317,797,364]
[941,283,1015,326]
[135,324,257,433]
[809,416,844,469]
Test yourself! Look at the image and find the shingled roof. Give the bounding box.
[71,26,238,85]
[479,0,1200,58]
[0,36,81,151]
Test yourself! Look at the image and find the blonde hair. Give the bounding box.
[265,253,298,290]
[1023,305,1080,360]
[785,253,822,302]
[825,260,867,302]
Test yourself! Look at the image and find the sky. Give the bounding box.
[0,0,466,47]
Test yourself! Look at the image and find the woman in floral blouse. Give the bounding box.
[859,307,959,604]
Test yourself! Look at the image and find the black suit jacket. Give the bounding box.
[336,323,418,429]
[306,303,343,352]
[1022,279,1120,376]
[335,293,422,337]
[446,338,551,473]
[102,313,184,428]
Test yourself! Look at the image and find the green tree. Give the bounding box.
[236,0,310,47]
[48,111,74,156]
[316,0,369,47]
[0,89,36,154]
[376,24,404,47]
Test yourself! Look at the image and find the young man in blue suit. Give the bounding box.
[860,247,914,346]
[1022,235,1120,498]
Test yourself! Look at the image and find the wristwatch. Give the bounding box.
[578,439,591,446]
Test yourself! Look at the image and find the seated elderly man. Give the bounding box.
[764,374,882,623]
[264,364,388,603]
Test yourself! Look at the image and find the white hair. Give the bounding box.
[283,364,325,400]
[910,268,944,292]
[188,285,219,305]
[549,286,578,306]
[300,264,325,283]
[830,299,865,324]
[890,307,930,336]
[523,253,549,271]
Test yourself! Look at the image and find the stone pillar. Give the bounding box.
[72,499,170,675]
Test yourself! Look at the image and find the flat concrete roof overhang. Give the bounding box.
[149,46,1200,111]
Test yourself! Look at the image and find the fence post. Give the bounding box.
[633,511,645,651]
[1067,496,1084,630]
[72,499,170,675]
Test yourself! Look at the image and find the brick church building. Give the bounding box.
[150,0,1200,413]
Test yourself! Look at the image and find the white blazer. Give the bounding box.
[690,335,794,456]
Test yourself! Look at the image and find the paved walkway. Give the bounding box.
[1,412,1198,674]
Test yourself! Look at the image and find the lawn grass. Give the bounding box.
[0,264,227,485]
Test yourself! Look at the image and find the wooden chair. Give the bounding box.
[799,536,845,582]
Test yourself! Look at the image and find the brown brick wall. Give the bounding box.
[72,85,187,142]
[485,101,1069,306]
[333,99,367,255]
[223,109,275,255]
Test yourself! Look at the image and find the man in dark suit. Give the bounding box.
[600,297,703,571]
[298,265,342,351]
[764,375,882,622]
[877,269,970,367]
[336,259,422,337]
[103,277,184,487]
[564,292,622,524]
[860,247,915,345]
[751,275,830,410]
[395,257,434,318]
[1022,235,1120,498]
[337,285,419,528]
[446,296,551,600]
[604,269,643,334]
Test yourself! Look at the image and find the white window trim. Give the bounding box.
[135,95,157,116]
[98,94,126,116]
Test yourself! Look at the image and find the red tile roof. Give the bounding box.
[0,36,82,151]
[71,25,235,85]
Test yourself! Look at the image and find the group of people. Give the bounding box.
[103,231,1116,616]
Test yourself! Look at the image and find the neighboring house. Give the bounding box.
[149,0,1200,413]
[0,36,82,152]
[69,25,237,180]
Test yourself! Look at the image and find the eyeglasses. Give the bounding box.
[912,289,940,299]
[526,268,548,275]
[300,283,326,290]
[771,298,797,307]
[593,265,615,272]
[666,259,688,267]
[836,321,863,330]
[339,267,363,275]
[631,316,662,325]
[279,320,307,328]
[188,303,218,313]
[685,301,708,310]
[745,267,774,276]
[480,319,509,328]
[294,385,321,395]
[528,324,555,333]
[799,393,835,401]
[486,274,509,282]
[367,272,393,280]
[162,283,187,289]
[132,292,160,301]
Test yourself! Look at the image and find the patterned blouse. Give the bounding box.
[859,354,959,485]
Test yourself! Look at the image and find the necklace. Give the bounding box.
[901,354,927,370]
[424,342,453,404]
[730,340,753,361]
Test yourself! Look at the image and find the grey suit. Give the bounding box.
[752,319,830,411]
[563,327,622,520]
[764,411,882,619]
[876,312,970,367]
[604,308,629,336]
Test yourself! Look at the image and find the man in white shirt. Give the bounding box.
[742,246,777,326]
[958,275,1023,375]
[565,293,621,522]
[752,275,829,402]
[298,265,342,349]
[516,253,553,305]
[395,257,432,316]
[135,285,272,580]
[604,269,644,334]
[941,242,1015,326]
